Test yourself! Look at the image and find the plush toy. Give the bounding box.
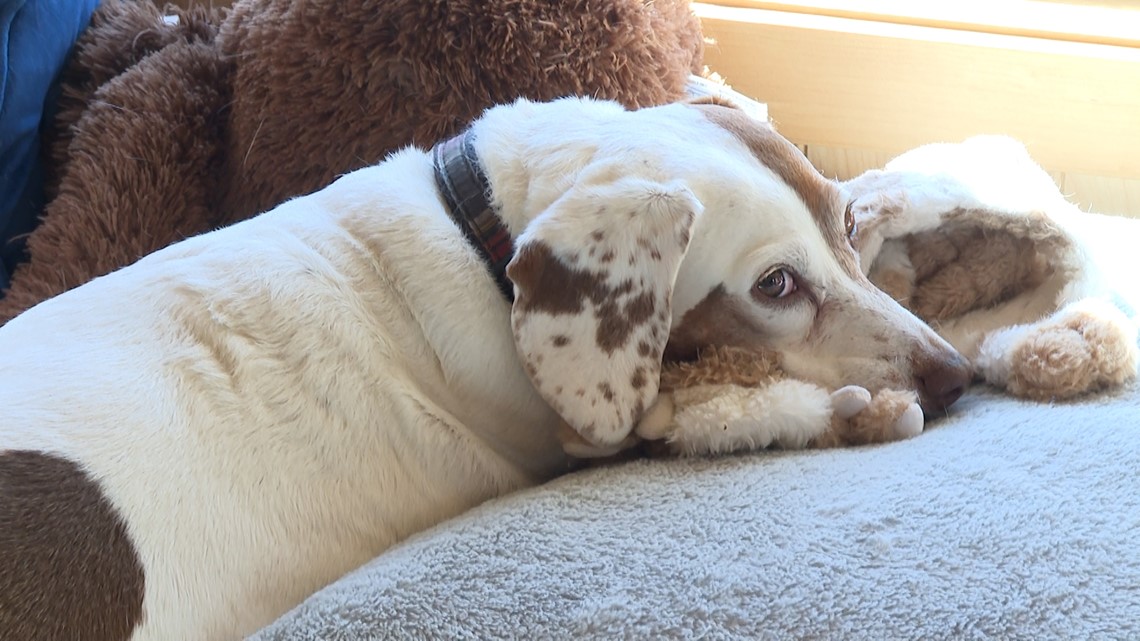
[4,0,704,322]
[558,345,925,459]
[847,135,1139,402]
[645,347,926,454]
[585,134,1140,459]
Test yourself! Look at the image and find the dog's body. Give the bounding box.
[0,98,969,640]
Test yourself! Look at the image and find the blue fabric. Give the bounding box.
[0,0,98,292]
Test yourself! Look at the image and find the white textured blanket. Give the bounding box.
[250,378,1140,640]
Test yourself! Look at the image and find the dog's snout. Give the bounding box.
[914,354,971,415]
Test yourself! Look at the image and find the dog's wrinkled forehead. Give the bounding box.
[692,103,859,275]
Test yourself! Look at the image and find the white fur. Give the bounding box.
[0,148,564,640]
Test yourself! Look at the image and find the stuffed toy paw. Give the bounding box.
[974,298,1139,401]
[629,346,924,457]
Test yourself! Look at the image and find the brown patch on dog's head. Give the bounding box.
[510,241,660,356]
[694,103,859,276]
[664,285,762,362]
[0,450,145,640]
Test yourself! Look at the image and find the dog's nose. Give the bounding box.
[915,355,971,415]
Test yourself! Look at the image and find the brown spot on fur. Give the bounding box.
[552,335,571,347]
[599,382,616,402]
[0,450,145,640]
[664,285,765,362]
[509,242,660,354]
[597,291,656,353]
[591,230,605,243]
[695,104,860,276]
[631,367,648,389]
[508,242,600,316]
[600,250,615,263]
[638,340,654,357]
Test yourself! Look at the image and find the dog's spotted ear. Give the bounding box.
[507,176,701,448]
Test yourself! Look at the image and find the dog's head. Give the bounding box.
[482,97,970,448]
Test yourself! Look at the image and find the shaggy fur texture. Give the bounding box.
[611,345,923,457]
[4,0,703,322]
[661,346,921,450]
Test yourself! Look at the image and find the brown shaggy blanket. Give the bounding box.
[5,0,703,322]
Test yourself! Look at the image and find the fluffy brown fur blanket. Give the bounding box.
[6,0,703,322]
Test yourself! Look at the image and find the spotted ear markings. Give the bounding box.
[508,177,701,447]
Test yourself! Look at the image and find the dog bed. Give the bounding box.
[248,376,1140,640]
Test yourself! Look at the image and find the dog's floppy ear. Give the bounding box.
[507,176,701,448]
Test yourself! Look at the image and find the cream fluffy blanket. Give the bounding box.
[250,381,1140,640]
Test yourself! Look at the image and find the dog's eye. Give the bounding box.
[844,200,857,238]
[756,268,797,299]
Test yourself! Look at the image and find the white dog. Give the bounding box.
[0,96,969,640]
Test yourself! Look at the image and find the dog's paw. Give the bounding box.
[978,299,1139,401]
[812,386,923,447]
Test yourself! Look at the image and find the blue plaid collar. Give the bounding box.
[432,131,515,303]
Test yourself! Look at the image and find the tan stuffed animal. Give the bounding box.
[561,345,924,458]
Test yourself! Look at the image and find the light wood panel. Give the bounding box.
[694,2,1140,217]
[707,0,1140,48]
[802,144,1140,218]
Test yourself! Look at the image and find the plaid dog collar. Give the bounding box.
[432,131,516,302]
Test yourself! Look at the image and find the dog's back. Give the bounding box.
[0,148,564,640]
